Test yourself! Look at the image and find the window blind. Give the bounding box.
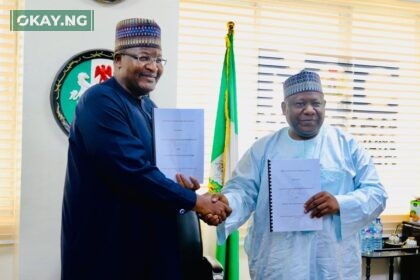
[178,0,420,216]
[0,0,23,243]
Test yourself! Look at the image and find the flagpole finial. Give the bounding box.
[227,21,235,35]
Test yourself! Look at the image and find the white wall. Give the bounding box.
[0,244,15,280]
[18,1,179,279]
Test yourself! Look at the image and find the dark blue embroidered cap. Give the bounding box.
[115,18,161,52]
[283,70,323,98]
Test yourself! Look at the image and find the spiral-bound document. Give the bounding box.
[268,159,322,232]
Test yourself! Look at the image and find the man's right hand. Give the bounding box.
[193,193,231,225]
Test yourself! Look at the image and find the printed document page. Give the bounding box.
[153,108,204,183]
[269,159,322,232]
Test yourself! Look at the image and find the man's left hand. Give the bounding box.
[176,174,200,191]
[304,191,339,218]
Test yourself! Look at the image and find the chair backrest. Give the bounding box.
[177,210,203,261]
[177,211,213,280]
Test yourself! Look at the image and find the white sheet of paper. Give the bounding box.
[269,159,322,232]
[153,108,204,183]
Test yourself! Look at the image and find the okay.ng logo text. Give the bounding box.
[10,10,94,31]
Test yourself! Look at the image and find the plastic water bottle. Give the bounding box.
[366,223,374,253]
[360,228,367,253]
[373,217,383,250]
[361,221,380,253]
[360,226,373,254]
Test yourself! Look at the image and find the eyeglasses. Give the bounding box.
[119,52,167,66]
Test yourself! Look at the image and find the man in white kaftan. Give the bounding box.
[216,70,388,280]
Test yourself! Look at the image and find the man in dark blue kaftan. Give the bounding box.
[61,18,231,280]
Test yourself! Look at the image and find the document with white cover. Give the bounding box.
[153,108,204,183]
[268,159,322,232]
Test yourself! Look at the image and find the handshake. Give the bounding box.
[176,174,232,226]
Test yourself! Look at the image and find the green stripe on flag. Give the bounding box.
[209,21,239,280]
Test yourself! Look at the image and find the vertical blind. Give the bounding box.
[178,0,420,215]
[0,0,23,243]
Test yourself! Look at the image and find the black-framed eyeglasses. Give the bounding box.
[119,52,167,66]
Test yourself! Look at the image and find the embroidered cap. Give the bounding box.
[283,70,323,98]
[115,18,161,52]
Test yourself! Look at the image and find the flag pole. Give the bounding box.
[211,20,240,280]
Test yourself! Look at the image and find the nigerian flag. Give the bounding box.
[208,21,239,280]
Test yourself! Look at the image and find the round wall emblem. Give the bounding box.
[94,0,124,4]
[50,49,114,134]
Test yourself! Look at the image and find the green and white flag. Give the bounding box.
[209,21,239,280]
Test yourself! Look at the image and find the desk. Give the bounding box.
[362,247,419,280]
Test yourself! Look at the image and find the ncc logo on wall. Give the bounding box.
[50,49,114,134]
